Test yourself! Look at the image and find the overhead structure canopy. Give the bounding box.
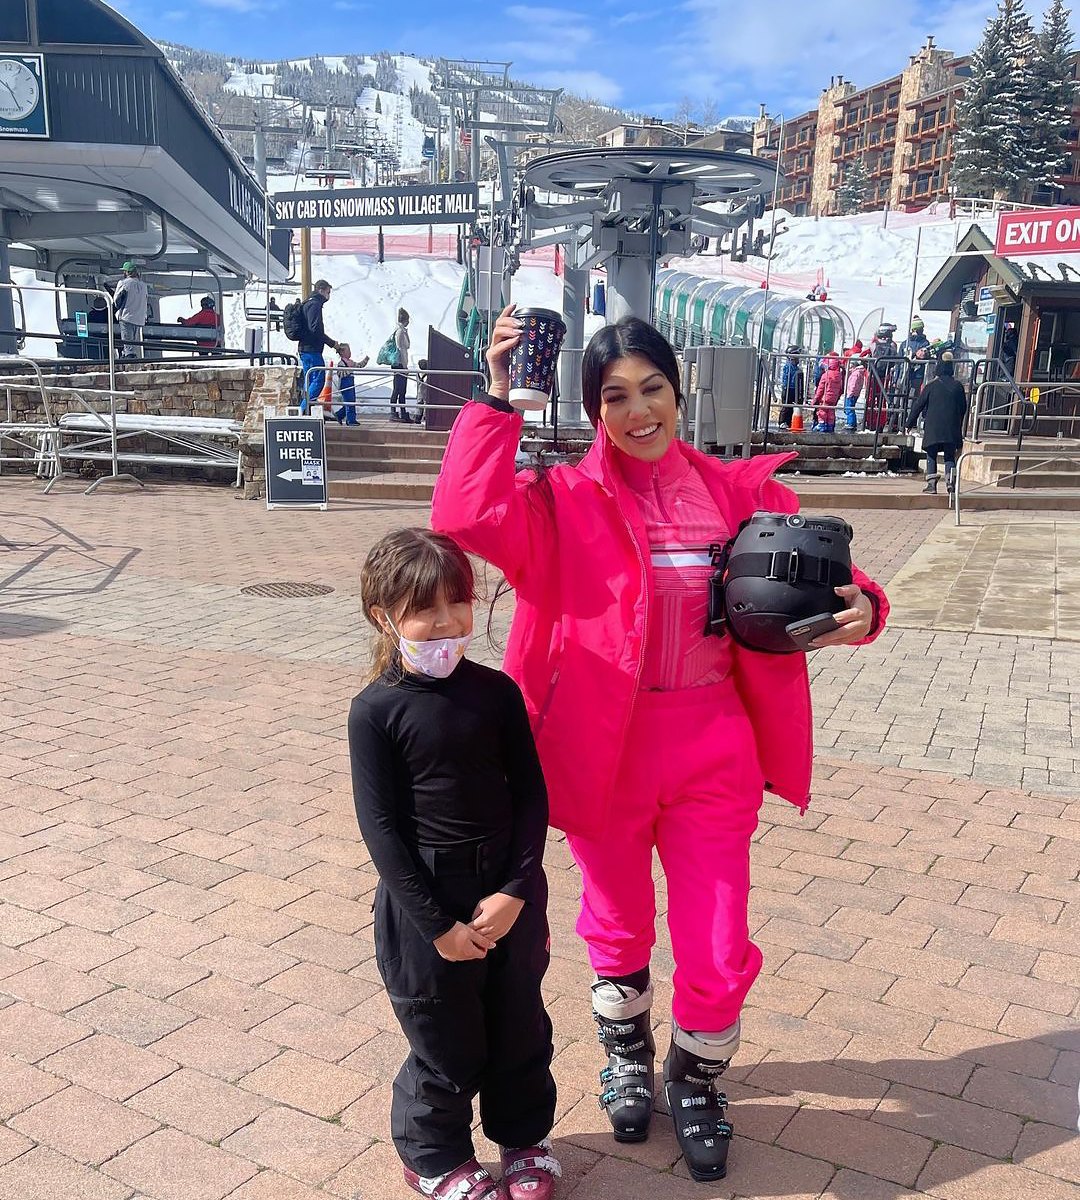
[0,0,290,294]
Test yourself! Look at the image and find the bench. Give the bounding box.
[56,320,221,360]
[243,306,284,331]
[57,412,243,484]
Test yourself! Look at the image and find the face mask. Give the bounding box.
[388,618,472,679]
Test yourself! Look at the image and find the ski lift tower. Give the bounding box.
[513,147,781,414]
[434,59,561,181]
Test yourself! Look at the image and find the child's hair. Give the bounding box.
[360,528,475,682]
[337,342,351,360]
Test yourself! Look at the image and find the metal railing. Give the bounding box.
[954,443,1080,524]
[0,354,142,494]
[297,364,488,421]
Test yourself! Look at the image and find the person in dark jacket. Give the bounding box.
[778,345,805,428]
[298,280,342,414]
[906,352,969,494]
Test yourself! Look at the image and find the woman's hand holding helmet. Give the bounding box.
[810,583,874,647]
[485,304,523,401]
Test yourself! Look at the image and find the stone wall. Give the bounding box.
[890,41,955,206]
[238,367,302,500]
[0,364,295,484]
[811,80,856,215]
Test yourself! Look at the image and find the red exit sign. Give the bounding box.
[996,206,1080,255]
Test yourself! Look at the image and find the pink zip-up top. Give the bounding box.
[617,444,733,691]
[431,401,889,840]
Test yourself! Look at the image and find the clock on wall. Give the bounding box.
[0,54,48,139]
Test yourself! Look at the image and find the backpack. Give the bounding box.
[376,333,401,368]
[282,299,308,342]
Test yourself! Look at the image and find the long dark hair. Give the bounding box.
[581,317,684,427]
[360,528,475,682]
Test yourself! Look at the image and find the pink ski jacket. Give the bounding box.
[814,358,844,406]
[431,401,889,840]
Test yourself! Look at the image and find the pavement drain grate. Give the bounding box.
[240,582,335,599]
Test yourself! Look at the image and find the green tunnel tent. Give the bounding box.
[655,271,699,342]
[653,270,853,354]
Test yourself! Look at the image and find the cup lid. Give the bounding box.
[513,307,565,325]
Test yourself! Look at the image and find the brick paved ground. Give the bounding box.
[0,479,1077,1200]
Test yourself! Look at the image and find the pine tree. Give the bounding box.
[1028,0,1077,195]
[836,157,869,214]
[952,0,1038,200]
[374,94,382,114]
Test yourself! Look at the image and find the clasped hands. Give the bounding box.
[433,891,525,962]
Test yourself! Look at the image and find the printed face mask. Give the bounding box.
[388,618,472,679]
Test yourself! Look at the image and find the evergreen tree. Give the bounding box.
[836,156,869,214]
[952,0,1038,200]
[374,93,382,114]
[1029,0,1077,194]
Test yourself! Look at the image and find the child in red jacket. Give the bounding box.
[813,352,843,431]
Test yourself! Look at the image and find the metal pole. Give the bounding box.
[448,102,456,180]
[0,240,16,355]
[906,224,923,343]
[560,265,587,421]
[253,106,267,190]
[471,95,481,181]
[264,193,272,355]
[756,114,784,359]
[300,227,312,297]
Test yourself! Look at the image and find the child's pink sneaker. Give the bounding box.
[499,1140,561,1200]
[403,1159,508,1200]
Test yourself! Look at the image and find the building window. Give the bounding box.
[0,0,29,42]
[624,127,637,145]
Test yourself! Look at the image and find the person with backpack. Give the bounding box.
[286,280,343,415]
[390,308,412,422]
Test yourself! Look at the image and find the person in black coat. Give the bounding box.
[906,353,969,494]
[298,280,342,415]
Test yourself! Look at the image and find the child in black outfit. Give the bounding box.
[349,528,560,1200]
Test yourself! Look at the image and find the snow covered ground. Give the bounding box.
[668,207,998,344]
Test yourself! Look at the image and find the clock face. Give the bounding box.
[0,60,40,122]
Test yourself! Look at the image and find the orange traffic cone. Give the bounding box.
[790,408,804,432]
[318,369,333,416]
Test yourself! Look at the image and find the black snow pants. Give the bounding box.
[374,838,556,1178]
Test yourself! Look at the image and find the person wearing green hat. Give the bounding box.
[113,261,148,360]
[900,316,931,427]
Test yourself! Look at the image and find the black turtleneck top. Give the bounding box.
[347,657,548,941]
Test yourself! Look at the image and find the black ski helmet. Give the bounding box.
[720,512,853,653]
[200,295,216,309]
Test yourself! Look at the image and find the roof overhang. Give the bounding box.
[0,141,289,284]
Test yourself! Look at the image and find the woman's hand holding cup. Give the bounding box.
[486,304,523,401]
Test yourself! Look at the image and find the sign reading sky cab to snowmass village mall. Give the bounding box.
[270,184,479,229]
[995,206,1080,256]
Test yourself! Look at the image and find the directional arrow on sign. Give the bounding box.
[277,469,305,481]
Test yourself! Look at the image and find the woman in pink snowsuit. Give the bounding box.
[813,352,843,431]
[431,312,889,1183]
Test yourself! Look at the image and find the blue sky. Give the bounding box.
[106,0,1055,119]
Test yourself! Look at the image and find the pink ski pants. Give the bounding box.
[566,680,765,1032]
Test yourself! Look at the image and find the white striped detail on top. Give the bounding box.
[650,548,714,569]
